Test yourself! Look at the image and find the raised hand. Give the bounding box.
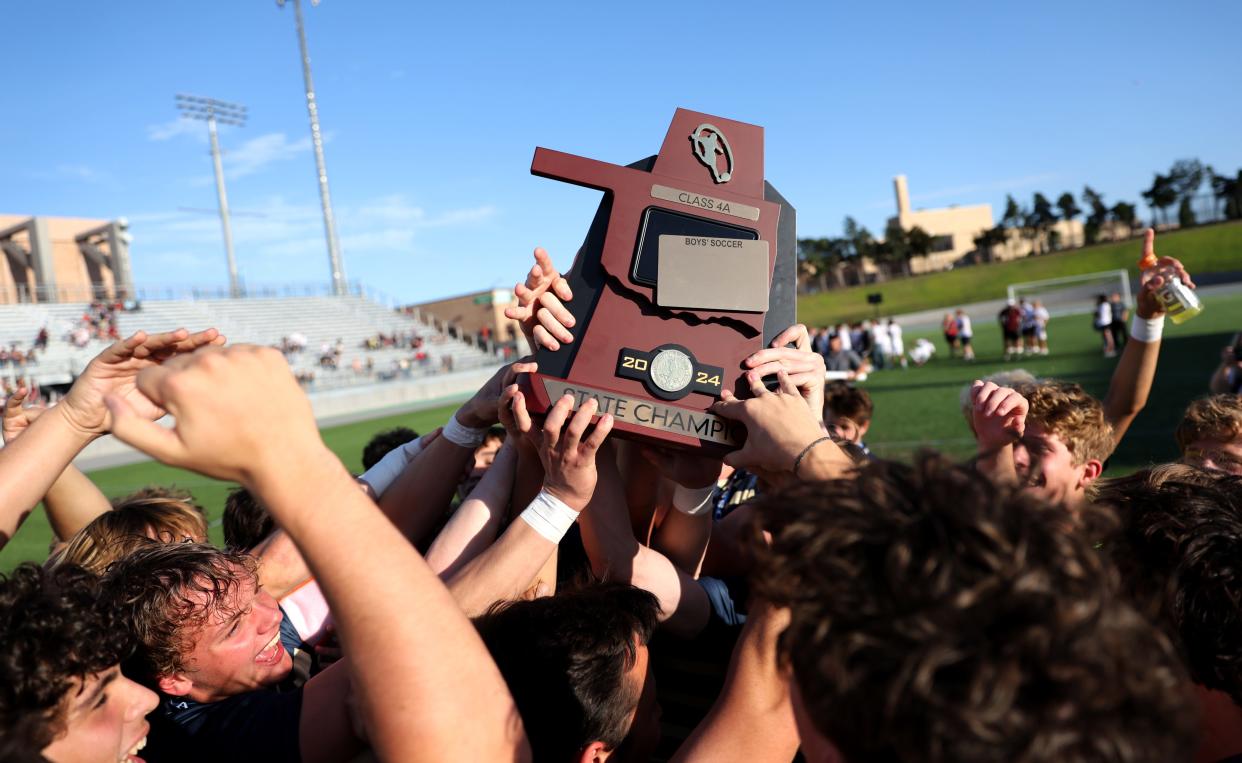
[741,323,826,422]
[710,370,829,475]
[456,358,538,428]
[970,380,1028,452]
[524,393,613,510]
[104,345,322,485]
[58,328,225,437]
[2,386,45,444]
[502,247,575,352]
[1136,229,1196,319]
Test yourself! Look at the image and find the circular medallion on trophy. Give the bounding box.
[649,348,695,394]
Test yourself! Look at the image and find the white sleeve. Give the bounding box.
[358,435,430,497]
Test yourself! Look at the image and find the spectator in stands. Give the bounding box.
[1095,294,1117,357]
[361,426,420,471]
[1209,332,1242,394]
[474,583,662,762]
[34,326,49,350]
[1176,394,1242,475]
[0,563,159,763]
[747,455,1196,763]
[955,308,975,361]
[822,382,873,456]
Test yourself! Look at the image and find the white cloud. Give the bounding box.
[146,118,205,142]
[909,173,1062,204]
[225,133,315,180]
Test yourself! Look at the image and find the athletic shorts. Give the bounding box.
[1021,327,1036,337]
[960,335,972,346]
[1003,330,1019,342]
[944,333,958,345]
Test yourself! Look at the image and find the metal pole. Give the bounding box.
[206,115,242,298]
[288,0,347,296]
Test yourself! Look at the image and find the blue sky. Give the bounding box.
[3,1,1238,303]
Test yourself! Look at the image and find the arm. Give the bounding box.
[425,438,518,578]
[446,389,612,616]
[578,447,712,639]
[1101,230,1195,446]
[0,329,222,548]
[672,602,800,763]
[105,345,529,763]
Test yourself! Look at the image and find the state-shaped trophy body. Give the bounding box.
[519,109,797,454]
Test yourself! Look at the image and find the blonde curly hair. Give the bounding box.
[1016,380,1114,465]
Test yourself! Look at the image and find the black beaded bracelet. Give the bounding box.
[793,436,834,479]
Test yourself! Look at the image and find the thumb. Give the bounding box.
[105,394,188,465]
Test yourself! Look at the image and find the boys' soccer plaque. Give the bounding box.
[520,109,796,453]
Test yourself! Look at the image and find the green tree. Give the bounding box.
[1168,158,1205,204]
[1178,197,1197,229]
[1031,193,1057,253]
[1082,186,1109,244]
[1111,202,1138,237]
[906,225,933,274]
[1056,192,1081,247]
[972,226,1007,263]
[1142,174,1178,227]
[1001,195,1023,256]
[1211,169,1241,220]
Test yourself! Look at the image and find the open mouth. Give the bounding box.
[121,731,147,762]
[255,633,285,665]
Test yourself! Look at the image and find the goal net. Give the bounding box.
[1007,270,1132,317]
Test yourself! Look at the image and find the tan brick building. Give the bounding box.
[0,214,134,303]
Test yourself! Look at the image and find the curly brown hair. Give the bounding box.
[1175,394,1242,452]
[1096,466,1242,706]
[100,543,257,684]
[0,563,134,754]
[48,496,209,575]
[751,453,1197,763]
[823,381,874,426]
[1016,380,1114,465]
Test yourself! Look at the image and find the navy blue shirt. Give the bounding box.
[143,608,308,763]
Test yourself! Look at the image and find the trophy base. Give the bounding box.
[518,372,741,455]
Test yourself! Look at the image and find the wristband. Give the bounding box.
[358,434,428,496]
[518,489,581,543]
[1130,314,1165,343]
[793,436,834,479]
[442,414,487,449]
[671,483,715,516]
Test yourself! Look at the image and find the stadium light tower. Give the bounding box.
[277,0,347,297]
[175,94,247,298]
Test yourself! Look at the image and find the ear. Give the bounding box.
[157,672,193,697]
[1078,459,1104,488]
[577,741,611,763]
[857,420,871,440]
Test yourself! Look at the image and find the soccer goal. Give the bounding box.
[1007,270,1132,317]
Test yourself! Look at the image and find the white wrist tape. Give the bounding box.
[359,435,429,496]
[442,414,487,449]
[671,483,715,516]
[518,489,581,543]
[1130,314,1165,343]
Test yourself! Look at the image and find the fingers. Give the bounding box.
[130,328,192,359]
[776,369,799,397]
[532,325,560,352]
[105,393,187,465]
[537,291,575,330]
[769,323,810,351]
[560,397,597,453]
[1142,228,1155,261]
[498,385,522,434]
[551,276,573,303]
[5,387,27,411]
[747,372,770,397]
[710,396,744,420]
[501,360,538,388]
[535,305,574,345]
[582,412,614,453]
[541,394,575,450]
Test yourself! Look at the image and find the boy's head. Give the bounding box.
[473,583,661,763]
[1013,380,1112,508]
[752,454,1195,763]
[222,487,274,551]
[361,426,418,471]
[103,544,292,704]
[0,563,158,763]
[1096,467,1242,704]
[822,382,873,445]
[48,495,210,576]
[1176,394,1242,475]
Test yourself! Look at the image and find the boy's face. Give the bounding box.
[1013,423,1098,508]
[42,666,159,763]
[1182,437,1242,475]
[158,570,292,703]
[824,413,868,445]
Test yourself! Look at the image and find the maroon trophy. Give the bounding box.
[520,109,796,453]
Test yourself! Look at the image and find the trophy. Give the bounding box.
[519,109,796,453]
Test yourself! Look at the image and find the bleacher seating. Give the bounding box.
[0,296,501,390]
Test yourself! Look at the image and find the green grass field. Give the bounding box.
[1,291,1238,571]
[798,221,1242,326]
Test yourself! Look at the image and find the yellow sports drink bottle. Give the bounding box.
[1138,247,1202,324]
